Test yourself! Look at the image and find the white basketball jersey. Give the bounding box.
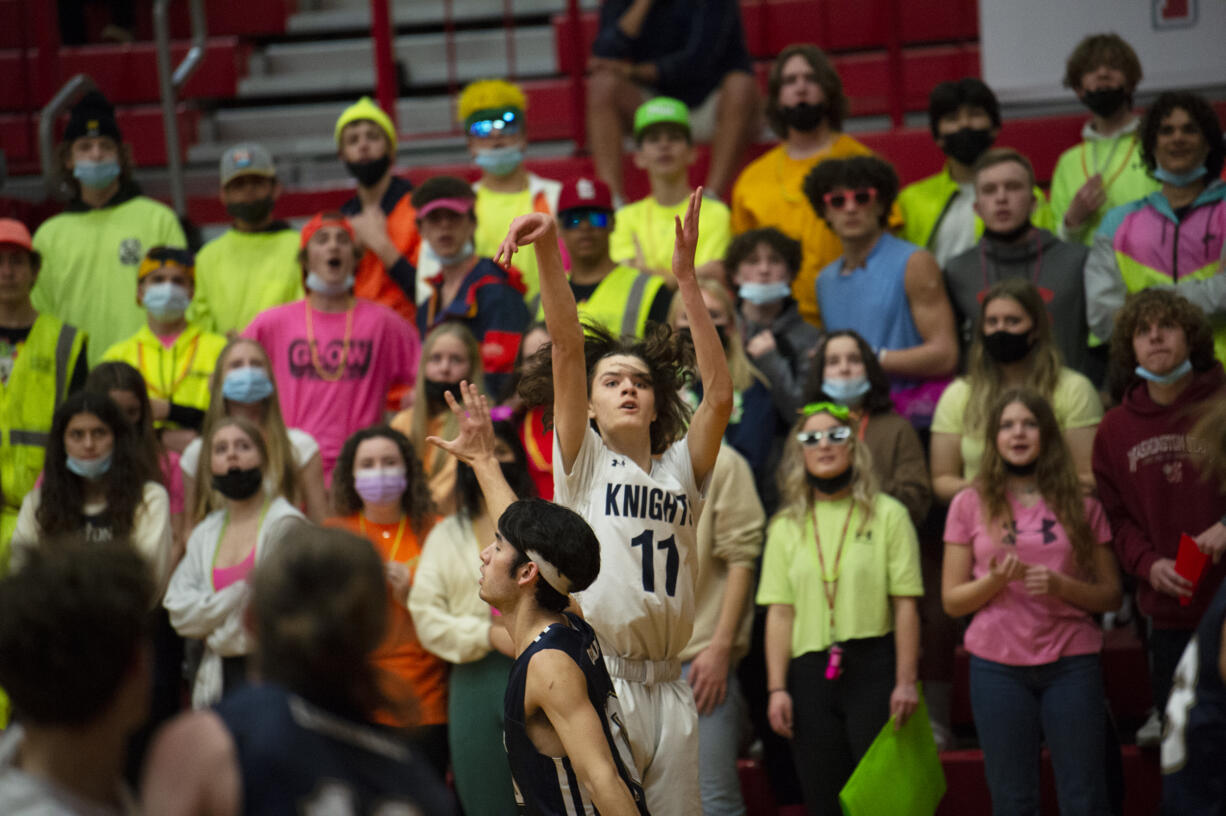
[554,426,704,662]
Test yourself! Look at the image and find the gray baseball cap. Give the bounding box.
[219,142,276,186]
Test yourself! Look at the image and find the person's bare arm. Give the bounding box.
[141,711,240,816]
[298,451,329,522]
[677,189,733,486]
[428,381,517,524]
[499,213,588,474]
[879,250,957,379]
[929,432,968,503]
[528,650,643,816]
[764,603,795,738]
[1063,426,1097,493]
[941,542,1025,618]
[1023,542,1122,613]
[889,596,920,729]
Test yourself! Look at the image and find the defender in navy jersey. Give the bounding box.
[142,523,457,816]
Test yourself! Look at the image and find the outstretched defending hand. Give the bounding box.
[496,212,556,268]
[426,380,496,465]
[671,187,703,284]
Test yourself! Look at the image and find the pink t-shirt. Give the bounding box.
[945,488,1112,666]
[244,298,420,479]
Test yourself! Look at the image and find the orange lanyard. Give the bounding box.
[304,301,354,382]
[522,409,552,473]
[1079,135,1137,192]
[137,331,200,399]
[812,500,855,632]
[359,512,409,563]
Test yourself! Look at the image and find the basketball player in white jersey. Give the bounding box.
[497,188,733,815]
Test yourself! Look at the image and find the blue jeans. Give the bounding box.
[969,654,1110,816]
[682,661,748,816]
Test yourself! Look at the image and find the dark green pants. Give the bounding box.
[449,651,518,816]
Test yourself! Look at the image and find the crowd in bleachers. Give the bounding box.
[1,9,1226,816]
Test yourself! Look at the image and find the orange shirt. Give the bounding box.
[327,512,446,727]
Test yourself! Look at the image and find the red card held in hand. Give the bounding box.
[1175,533,1211,607]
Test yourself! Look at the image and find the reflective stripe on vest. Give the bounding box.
[621,272,651,338]
[53,322,77,411]
[9,430,50,447]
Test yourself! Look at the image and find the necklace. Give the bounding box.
[1079,135,1137,192]
[359,512,409,562]
[811,499,856,633]
[138,329,200,399]
[304,300,354,382]
[978,233,1053,305]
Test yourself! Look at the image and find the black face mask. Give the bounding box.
[940,126,994,166]
[1082,87,1129,119]
[1003,459,1038,477]
[424,379,463,409]
[779,101,827,133]
[983,221,1033,244]
[806,466,854,495]
[345,155,391,187]
[982,329,1034,364]
[676,326,729,352]
[212,466,264,501]
[225,197,275,225]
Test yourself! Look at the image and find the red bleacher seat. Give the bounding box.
[56,38,248,106]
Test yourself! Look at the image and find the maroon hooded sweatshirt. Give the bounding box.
[1092,363,1226,629]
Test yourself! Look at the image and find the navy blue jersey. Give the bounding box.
[503,613,650,816]
[1162,577,1226,816]
[215,684,457,816]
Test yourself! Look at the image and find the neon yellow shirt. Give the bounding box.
[189,226,304,334]
[609,194,731,279]
[101,323,228,427]
[473,174,560,304]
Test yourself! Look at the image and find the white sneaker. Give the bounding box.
[1136,709,1162,747]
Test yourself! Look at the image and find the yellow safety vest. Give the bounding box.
[1,314,86,560]
[101,323,227,428]
[533,265,666,339]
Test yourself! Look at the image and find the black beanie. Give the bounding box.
[63,90,122,143]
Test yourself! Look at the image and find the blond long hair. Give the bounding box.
[776,409,880,535]
[410,323,486,477]
[667,278,767,393]
[976,388,1095,567]
[964,279,1063,435]
[195,337,297,521]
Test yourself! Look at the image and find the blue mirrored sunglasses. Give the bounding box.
[560,210,611,229]
[467,111,521,138]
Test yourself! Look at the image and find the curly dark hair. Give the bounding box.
[455,420,536,520]
[1062,33,1143,92]
[331,425,436,538]
[36,391,159,540]
[1107,288,1217,402]
[501,498,600,613]
[724,228,802,281]
[803,155,899,228]
[516,321,695,456]
[927,78,1001,139]
[1138,91,1225,180]
[0,538,152,725]
[801,329,894,415]
[766,44,848,138]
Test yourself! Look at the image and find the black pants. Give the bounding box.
[789,634,896,816]
[1150,627,1193,714]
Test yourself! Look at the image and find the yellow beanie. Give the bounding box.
[334,96,397,152]
[457,79,527,125]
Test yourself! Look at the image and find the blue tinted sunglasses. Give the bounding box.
[561,210,611,229]
[467,110,521,138]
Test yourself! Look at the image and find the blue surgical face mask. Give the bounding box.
[1153,165,1207,187]
[222,366,275,404]
[1135,358,1192,384]
[142,282,191,320]
[474,146,524,176]
[66,452,114,480]
[73,159,121,189]
[305,272,354,296]
[738,281,792,306]
[423,238,475,268]
[823,376,871,405]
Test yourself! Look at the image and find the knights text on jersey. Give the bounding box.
[215,684,456,816]
[553,426,704,661]
[1162,578,1226,815]
[503,612,650,816]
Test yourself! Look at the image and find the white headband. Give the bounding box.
[525,548,572,595]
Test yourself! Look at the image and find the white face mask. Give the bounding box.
[738,281,791,305]
[423,239,475,268]
[305,272,354,295]
[142,282,192,320]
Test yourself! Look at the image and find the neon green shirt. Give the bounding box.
[756,494,923,656]
[32,193,186,366]
[473,174,561,304]
[609,194,731,277]
[189,226,304,334]
[1049,121,1159,246]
